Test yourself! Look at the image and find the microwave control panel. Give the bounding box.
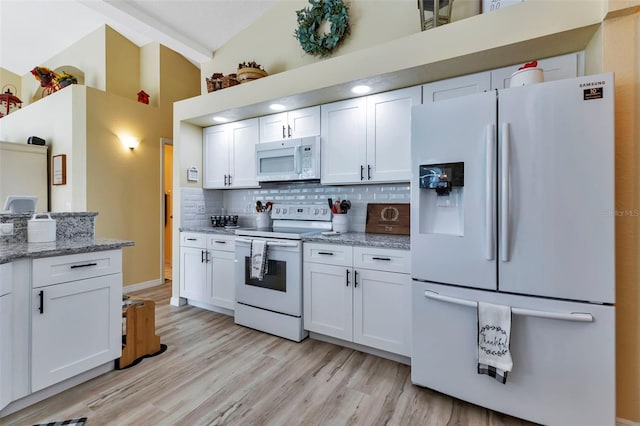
[301,146,313,174]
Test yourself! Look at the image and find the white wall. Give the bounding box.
[0,85,86,212]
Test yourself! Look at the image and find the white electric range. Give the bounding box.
[234,203,332,342]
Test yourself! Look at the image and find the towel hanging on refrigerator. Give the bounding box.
[250,239,268,280]
[477,301,513,384]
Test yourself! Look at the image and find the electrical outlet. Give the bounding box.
[196,202,205,214]
[0,223,14,236]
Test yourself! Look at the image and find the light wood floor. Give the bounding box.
[2,281,536,426]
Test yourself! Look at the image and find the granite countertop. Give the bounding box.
[0,237,135,264]
[304,232,410,250]
[180,227,410,250]
[180,226,239,235]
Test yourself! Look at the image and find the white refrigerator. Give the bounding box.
[410,73,615,426]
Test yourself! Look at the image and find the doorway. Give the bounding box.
[162,139,173,281]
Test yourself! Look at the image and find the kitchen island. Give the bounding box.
[0,211,134,419]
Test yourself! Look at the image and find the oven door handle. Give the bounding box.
[235,237,300,248]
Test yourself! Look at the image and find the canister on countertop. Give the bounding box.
[28,213,56,243]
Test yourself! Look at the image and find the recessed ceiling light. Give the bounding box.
[213,116,229,123]
[351,85,371,94]
[269,103,286,111]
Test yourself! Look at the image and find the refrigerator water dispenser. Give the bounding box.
[418,162,464,236]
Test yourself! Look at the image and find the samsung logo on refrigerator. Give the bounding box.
[580,80,606,88]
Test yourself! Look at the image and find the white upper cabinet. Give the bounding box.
[422,71,491,103]
[422,52,584,102]
[259,106,320,143]
[490,51,584,89]
[321,97,367,184]
[203,118,260,189]
[321,86,421,185]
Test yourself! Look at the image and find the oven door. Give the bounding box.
[234,237,302,317]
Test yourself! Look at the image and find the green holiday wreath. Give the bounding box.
[293,0,350,58]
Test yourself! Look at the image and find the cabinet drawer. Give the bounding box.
[353,246,410,274]
[304,243,352,266]
[207,234,235,252]
[32,250,122,288]
[181,232,207,249]
[0,263,11,296]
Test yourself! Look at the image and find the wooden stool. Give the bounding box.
[117,298,161,369]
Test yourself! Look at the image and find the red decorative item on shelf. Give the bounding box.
[0,85,22,118]
[518,60,538,70]
[137,90,149,104]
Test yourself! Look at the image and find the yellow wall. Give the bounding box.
[105,26,141,101]
[159,45,201,136]
[599,11,640,421]
[200,0,480,93]
[85,88,162,286]
[164,143,173,263]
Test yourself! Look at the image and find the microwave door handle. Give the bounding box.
[294,145,302,174]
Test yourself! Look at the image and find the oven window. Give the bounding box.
[244,257,286,292]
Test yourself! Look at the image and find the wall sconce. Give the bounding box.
[120,135,140,150]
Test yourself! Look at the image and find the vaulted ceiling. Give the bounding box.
[0,0,278,75]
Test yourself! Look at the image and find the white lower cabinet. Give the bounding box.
[180,232,235,311]
[0,262,12,412]
[31,274,122,392]
[31,251,122,393]
[303,243,411,356]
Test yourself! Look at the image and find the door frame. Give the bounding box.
[160,138,173,282]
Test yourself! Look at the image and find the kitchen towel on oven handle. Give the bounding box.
[250,239,269,280]
[477,301,513,384]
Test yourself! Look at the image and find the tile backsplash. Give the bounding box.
[181,182,410,232]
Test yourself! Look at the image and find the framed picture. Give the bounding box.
[482,0,524,13]
[52,154,67,185]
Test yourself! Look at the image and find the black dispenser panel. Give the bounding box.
[419,162,464,195]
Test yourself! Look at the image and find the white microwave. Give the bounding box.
[255,136,321,182]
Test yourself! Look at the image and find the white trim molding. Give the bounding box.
[123,278,164,293]
[617,418,640,426]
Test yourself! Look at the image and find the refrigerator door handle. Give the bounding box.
[500,122,510,262]
[485,124,496,260]
[423,291,594,322]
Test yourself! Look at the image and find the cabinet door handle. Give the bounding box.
[205,251,210,263]
[214,240,226,244]
[367,165,372,180]
[282,125,286,139]
[228,175,232,186]
[38,290,44,314]
[354,270,359,288]
[186,238,197,241]
[372,257,391,261]
[201,250,205,263]
[224,175,228,186]
[287,125,292,138]
[318,251,334,256]
[346,269,350,287]
[70,262,97,269]
[360,165,364,181]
